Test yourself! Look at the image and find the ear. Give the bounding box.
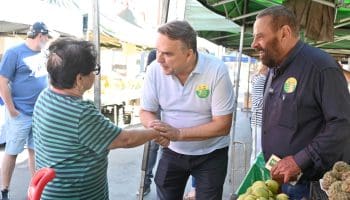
[186,48,195,60]
[75,73,83,87]
[280,25,292,41]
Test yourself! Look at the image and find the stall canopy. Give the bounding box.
[184,0,241,34]
[196,0,350,60]
[0,0,157,49]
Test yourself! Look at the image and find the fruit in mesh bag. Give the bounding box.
[322,171,339,190]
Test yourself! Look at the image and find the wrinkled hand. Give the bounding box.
[155,135,170,147]
[271,155,301,184]
[150,120,181,141]
[147,120,158,129]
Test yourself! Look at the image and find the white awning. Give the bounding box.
[0,0,83,37]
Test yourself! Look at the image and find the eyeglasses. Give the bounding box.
[93,64,101,75]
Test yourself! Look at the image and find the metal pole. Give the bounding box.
[228,0,248,194]
[160,0,170,24]
[93,0,101,110]
[138,141,151,200]
[138,1,171,199]
[245,61,252,110]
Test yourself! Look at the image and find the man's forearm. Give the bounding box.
[178,120,231,141]
[155,113,233,141]
[139,109,159,128]
[0,78,17,115]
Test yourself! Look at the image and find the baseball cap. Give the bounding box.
[29,22,49,35]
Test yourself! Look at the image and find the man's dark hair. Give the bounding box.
[158,20,197,54]
[256,5,299,37]
[47,37,97,89]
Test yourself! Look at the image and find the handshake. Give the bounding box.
[148,119,183,147]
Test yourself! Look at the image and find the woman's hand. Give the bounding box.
[154,135,170,147]
[151,120,181,141]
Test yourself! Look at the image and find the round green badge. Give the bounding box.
[284,77,297,93]
[196,84,210,98]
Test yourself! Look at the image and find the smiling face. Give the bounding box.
[251,16,285,68]
[155,33,195,76]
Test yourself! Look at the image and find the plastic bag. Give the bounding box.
[235,152,271,195]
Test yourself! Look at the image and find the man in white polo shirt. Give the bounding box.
[140,20,234,200]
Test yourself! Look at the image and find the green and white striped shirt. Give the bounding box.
[33,89,121,200]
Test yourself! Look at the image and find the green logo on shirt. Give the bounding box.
[284,77,297,93]
[196,84,210,98]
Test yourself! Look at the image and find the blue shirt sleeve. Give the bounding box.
[0,48,18,80]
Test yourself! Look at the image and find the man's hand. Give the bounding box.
[150,120,181,141]
[9,109,20,118]
[270,155,301,184]
[155,136,170,147]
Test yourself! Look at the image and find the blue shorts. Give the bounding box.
[5,111,34,155]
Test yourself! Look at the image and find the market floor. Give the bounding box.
[0,109,251,200]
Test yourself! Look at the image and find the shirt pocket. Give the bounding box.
[277,93,297,130]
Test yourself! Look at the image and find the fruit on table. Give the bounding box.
[265,179,279,194]
[321,161,350,198]
[252,187,269,198]
[333,161,350,173]
[275,193,289,200]
[237,179,289,200]
[245,194,258,200]
[252,180,267,188]
[322,171,339,190]
[329,192,350,200]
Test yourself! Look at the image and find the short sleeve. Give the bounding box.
[78,103,121,154]
[0,48,18,80]
[211,63,235,116]
[140,63,160,112]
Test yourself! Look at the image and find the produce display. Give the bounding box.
[320,161,350,200]
[237,179,289,200]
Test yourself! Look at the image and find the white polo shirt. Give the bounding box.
[141,53,234,155]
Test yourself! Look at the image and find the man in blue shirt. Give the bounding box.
[0,22,49,200]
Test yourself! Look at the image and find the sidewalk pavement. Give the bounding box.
[0,108,252,200]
